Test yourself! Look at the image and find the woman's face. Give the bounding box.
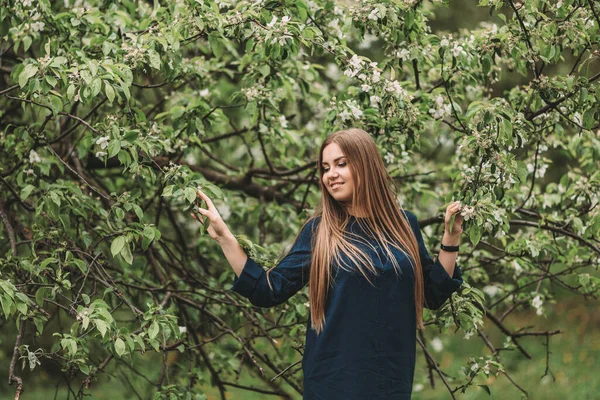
[321,143,354,204]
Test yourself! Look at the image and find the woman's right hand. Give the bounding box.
[190,188,232,243]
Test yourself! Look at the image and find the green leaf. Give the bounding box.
[111,236,126,257]
[35,288,46,307]
[208,33,224,58]
[90,77,102,97]
[120,81,131,101]
[67,84,76,101]
[120,244,133,265]
[295,303,307,316]
[108,139,121,158]
[148,321,159,340]
[45,75,58,87]
[105,83,115,103]
[147,49,161,70]
[162,185,175,197]
[184,187,196,204]
[95,319,109,338]
[469,225,482,247]
[115,338,126,357]
[477,384,492,396]
[23,36,33,52]
[72,259,87,274]
[16,301,27,315]
[143,226,155,241]
[516,162,528,184]
[133,204,143,221]
[20,184,35,201]
[19,64,38,88]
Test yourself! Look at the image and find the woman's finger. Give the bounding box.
[197,188,216,210]
[190,212,201,222]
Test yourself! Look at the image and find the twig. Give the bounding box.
[8,320,24,400]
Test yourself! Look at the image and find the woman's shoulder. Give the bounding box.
[400,209,417,223]
[400,209,420,233]
[299,215,322,237]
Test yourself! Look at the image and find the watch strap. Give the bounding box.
[440,243,460,252]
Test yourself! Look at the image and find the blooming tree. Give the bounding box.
[0,0,599,398]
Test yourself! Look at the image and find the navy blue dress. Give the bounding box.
[230,210,463,399]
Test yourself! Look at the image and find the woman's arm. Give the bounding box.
[404,207,464,310]
[437,228,461,278]
[216,232,247,278]
[192,188,319,307]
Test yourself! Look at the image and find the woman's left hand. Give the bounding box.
[444,201,464,237]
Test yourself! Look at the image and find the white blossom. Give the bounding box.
[483,361,491,375]
[358,33,378,50]
[397,48,410,60]
[179,326,187,334]
[348,54,363,70]
[278,115,288,128]
[372,70,381,83]
[526,162,548,178]
[344,68,359,78]
[452,44,464,57]
[531,295,544,315]
[327,19,343,38]
[369,95,381,107]
[199,88,209,97]
[471,362,479,372]
[95,151,107,158]
[242,86,261,100]
[29,150,41,164]
[512,259,523,276]
[338,109,352,121]
[361,84,371,92]
[281,15,291,25]
[483,285,501,297]
[23,0,33,6]
[464,329,475,340]
[385,80,411,99]
[347,100,363,119]
[428,95,452,119]
[95,136,110,150]
[384,152,395,164]
[430,337,443,352]
[460,205,476,220]
[266,16,277,28]
[368,8,380,21]
[31,22,45,32]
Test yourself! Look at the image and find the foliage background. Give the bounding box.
[0,0,599,399]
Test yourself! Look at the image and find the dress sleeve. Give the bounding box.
[404,210,463,310]
[229,217,320,308]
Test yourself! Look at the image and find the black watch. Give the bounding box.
[440,243,460,252]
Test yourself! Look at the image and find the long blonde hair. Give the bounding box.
[308,128,425,334]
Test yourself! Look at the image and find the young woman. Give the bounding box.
[191,128,464,399]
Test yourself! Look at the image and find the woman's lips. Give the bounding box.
[331,183,344,189]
